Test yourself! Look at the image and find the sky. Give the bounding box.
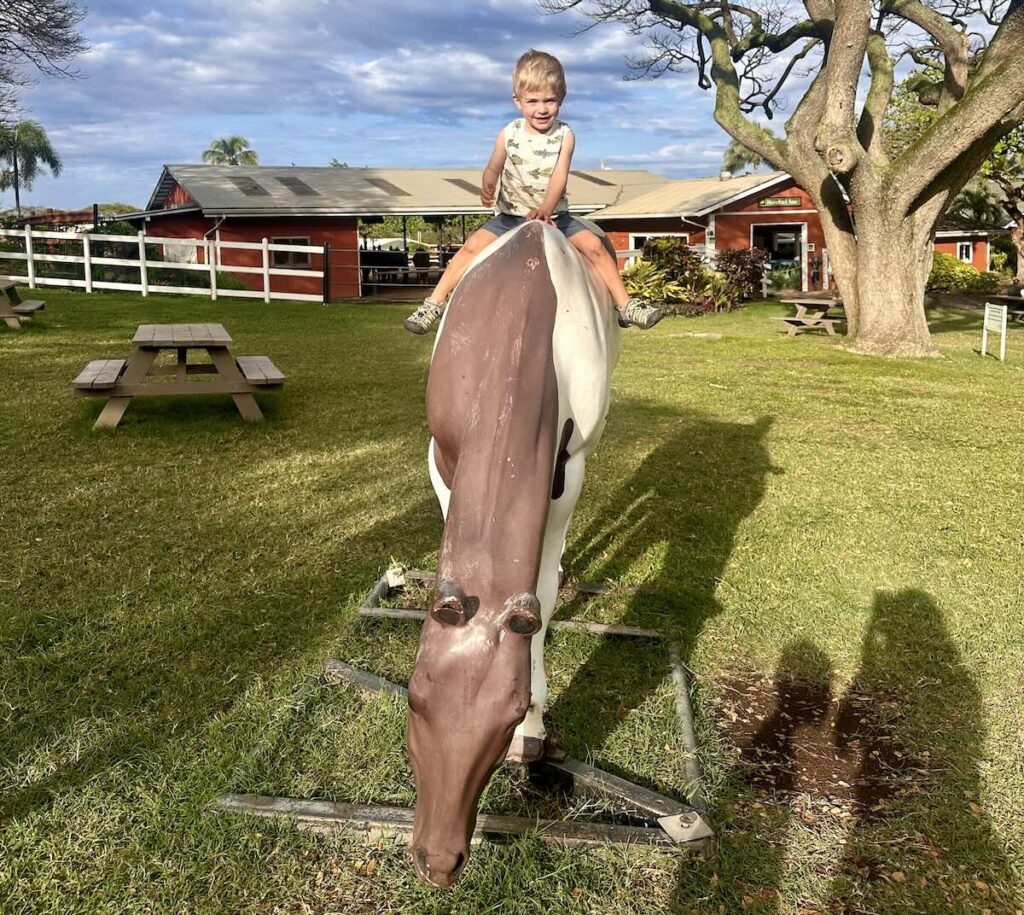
[7,0,739,211]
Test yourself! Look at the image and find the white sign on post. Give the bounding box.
[981,302,1008,361]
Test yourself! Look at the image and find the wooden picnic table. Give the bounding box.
[773,297,845,337]
[0,278,45,329]
[73,323,285,430]
[989,294,1024,324]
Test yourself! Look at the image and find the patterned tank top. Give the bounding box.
[495,118,571,217]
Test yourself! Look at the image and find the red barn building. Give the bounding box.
[126,165,668,301]
[591,171,996,292]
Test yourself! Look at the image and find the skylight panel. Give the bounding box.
[275,176,321,197]
[571,170,615,187]
[365,177,411,197]
[445,178,481,195]
[228,176,271,197]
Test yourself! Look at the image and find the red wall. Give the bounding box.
[935,238,990,272]
[141,212,360,299]
[601,217,706,267]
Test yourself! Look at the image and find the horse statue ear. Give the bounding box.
[504,593,542,636]
[432,581,468,626]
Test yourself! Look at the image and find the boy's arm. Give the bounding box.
[527,130,575,222]
[481,130,506,207]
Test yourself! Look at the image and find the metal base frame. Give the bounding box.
[217,568,714,853]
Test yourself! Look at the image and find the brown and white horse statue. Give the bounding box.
[407,220,621,887]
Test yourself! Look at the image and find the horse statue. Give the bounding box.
[406,220,621,888]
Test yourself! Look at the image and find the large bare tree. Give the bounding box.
[545,0,1024,355]
[0,0,87,121]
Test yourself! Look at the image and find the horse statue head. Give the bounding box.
[406,220,620,887]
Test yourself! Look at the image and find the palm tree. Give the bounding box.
[202,136,259,166]
[0,120,62,217]
[949,184,1005,227]
[722,130,775,175]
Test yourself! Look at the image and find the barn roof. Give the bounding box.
[588,171,794,220]
[144,165,669,217]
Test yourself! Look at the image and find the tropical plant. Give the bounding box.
[0,120,62,216]
[722,131,774,175]
[621,259,688,304]
[948,185,1004,227]
[624,237,744,314]
[715,247,768,300]
[202,136,259,166]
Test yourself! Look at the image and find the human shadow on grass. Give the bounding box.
[545,403,775,782]
[0,489,440,824]
[668,639,836,913]
[824,589,1021,913]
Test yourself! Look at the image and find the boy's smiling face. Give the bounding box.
[513,84,563,133]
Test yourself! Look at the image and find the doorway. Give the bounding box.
[752,223,807,292]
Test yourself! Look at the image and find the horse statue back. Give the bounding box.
[407,220,620,887]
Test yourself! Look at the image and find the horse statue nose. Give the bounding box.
[412,845,468,889]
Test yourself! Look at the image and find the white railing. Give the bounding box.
[0,227,324,303]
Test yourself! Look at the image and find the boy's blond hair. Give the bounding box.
[513,50,566,101]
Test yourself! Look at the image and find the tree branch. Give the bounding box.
[885,0,969,109]
[857,32,894,165]
[893,43,1024,213]
[814,0,872,174]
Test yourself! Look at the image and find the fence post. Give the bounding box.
[137,230,149,296]
[83,233,93,293]
[24,225,36,289]
[262,238,270,303]
[322,242,330,304]
[208,240,218,300]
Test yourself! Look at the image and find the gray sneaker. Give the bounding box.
[618,298,665,330]
[404,297,445,334]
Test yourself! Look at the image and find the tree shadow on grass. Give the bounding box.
[825,589,1021,913]
[546,402,775,783]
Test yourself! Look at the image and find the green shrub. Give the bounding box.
[716,247,767,300]
[768,265,801,290]
[624,236,742,315]
[928,251,1003,294]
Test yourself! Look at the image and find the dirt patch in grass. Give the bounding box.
[714,674,915,820]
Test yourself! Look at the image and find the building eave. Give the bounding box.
[688,174,797,217]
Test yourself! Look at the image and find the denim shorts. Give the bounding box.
[482,212,589,239]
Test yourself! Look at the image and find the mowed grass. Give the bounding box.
[1,291,1022,914]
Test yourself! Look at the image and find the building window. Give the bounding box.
[957,241,973,263]
[272,236,311,268]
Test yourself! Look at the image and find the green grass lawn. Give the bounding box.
[1,291,1022,914]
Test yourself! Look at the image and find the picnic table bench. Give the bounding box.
[1,278,45,329]
[989,294,1024,324]
[772,297,845,337]
[73,323,285,430]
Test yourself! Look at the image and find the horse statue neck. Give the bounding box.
[407,221,619,888]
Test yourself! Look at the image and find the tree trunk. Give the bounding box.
[823,204,939,357]
[1012,221,1024,285]
[12,153,20,217]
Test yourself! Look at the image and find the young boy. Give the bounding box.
[404,50,664,334]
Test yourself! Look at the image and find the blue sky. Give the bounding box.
[7,0,742,211]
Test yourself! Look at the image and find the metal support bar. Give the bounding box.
[321,659,712,848]
[217,793,677,848]
[669,647,708,813]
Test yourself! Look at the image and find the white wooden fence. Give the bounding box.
[0,226,324,303]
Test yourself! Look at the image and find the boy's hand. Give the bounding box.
[526,205,554,223]
[481,178,497,207]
